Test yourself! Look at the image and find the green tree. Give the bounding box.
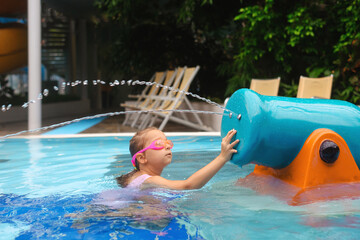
[226,0,360,103]
[332,0,360,103]
[95,0,360,104]
[95,0,241,100]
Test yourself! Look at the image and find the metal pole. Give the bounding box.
[28,0,42,130]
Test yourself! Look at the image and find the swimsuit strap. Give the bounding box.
[127,174,152,188]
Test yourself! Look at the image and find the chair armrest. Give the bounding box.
[148,96,177,101]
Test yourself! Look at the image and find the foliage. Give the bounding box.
[280,81,298,98]
[331,0,360,104]
[334,76,360,104]
[227,0,360,103]
[226,1,328,95]
[94,0,360,104]
[94,0,241,100]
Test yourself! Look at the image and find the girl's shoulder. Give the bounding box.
[127,173,152,188]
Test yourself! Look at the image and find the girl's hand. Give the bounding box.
[220,129,239,162]
[145,129,240,190]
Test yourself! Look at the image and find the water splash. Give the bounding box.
[0,109,227,139]
[0,79,241,139]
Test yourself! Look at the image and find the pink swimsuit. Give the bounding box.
[127,174,152,188]
[93,174,152,209]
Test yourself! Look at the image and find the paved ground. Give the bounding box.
[0,112,197,138]
[82,115,195,133]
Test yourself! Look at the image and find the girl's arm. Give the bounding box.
[146,129,239,190]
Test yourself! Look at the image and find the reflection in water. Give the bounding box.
[237,173,360,206]
[0,190,191,239]
[24,139,46,191]
[67,187,182,234]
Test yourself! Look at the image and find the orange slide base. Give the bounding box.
[237,129,360,205]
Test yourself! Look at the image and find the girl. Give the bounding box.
[117,127,239,190]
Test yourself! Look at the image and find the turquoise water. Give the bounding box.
[1,136,360,239]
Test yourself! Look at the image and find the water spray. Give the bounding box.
[0,79,242,139]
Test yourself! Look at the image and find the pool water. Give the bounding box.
[1,135,360,239]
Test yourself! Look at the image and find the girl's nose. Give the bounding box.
[165,144,171,150]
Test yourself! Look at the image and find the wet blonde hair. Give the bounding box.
[116,127,158,187]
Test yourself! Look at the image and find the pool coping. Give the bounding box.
[11,132,221,139]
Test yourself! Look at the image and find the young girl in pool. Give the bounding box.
[117,127,239,189]
[68,127,238,231]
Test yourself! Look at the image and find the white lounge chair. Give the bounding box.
[139,66,212,131]
[128,68,181,128]
[121,71,166,126]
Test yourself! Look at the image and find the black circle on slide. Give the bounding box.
[319,140,340,164]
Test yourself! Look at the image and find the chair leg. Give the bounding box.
[184,97,204,125]
[139,113,151,129]
[159,114,171,131]
[179,111,189,121]
[131,112,142,128]
[149,115,158,128]
[123,112,131,126]
[140,114,156,129]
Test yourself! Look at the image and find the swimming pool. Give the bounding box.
[1,134,360,239]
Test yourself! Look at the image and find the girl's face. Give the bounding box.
[142,130,173,169]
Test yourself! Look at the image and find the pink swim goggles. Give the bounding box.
[131,139,174,169]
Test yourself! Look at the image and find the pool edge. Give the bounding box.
[10,132,221,139]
